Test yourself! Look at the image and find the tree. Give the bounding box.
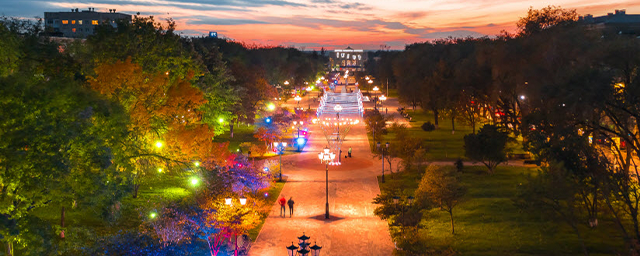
[464,124,510,173]
[516,163,590,256]
[516,6,578,37]
[414,165,466,234]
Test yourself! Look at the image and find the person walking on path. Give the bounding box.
[287,197,295,217]
[278,196,286,217]
[348,147,352,158]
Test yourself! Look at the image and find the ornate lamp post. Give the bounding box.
[306,87,312,109]
[318,146,336,219]
[392,195,415,228]
[377,141,389,183]
[286,232,322,256]
[274,141,287,181]
[294,95,302,106]
[224,196,248,256]
[372,86,379,110]
[292,120,304,138]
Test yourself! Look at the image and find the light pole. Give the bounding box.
[334,104,342,162]
[377,142,389,183]
[274,142,287,181]
[392,195,414,231]
[318,146,336,219]
[306,87,312,109]
[224,196,248,256]
[286,232,322,256]
[292,121,303,137]
[294,95,302,106]
[372,86,379,110]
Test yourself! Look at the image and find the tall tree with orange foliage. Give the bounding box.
[89,58,231,197]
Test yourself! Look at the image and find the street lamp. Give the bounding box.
[286,233,321,256]
[306,87,312,109]
[377,142,390,183]
[318,146,336,219]
[224,196,248,256]
[372,86,379,110]
[274,142,287,181]
[292,120,304,137]
[294,95,302,106]
[392,195,414,228]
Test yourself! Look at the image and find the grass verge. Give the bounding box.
[248,178,287,241]
[378,165,624,255]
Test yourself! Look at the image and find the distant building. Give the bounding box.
[44,8,132,38]
[330,47,367,72]
[580,9,640,36]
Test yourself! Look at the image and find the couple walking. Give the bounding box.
[279,196,295,217]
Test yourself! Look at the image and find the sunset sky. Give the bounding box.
[2,0,640,49]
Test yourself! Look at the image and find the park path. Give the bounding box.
[249,89,394,255]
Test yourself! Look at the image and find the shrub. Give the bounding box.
[421,122,436,132]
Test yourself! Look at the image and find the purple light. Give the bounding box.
[264,192,269,197]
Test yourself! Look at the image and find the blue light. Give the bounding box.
[296,137,306,145]
[266,117,271,123]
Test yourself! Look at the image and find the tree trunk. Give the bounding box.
[229,120,235,138]
[472,120,476,134]
[570,223,589,256]
[433,108,439,129]
[449,209,455,234]
[451,114,455,134]
[61,206,65,238]
[6,241,13,256]
[133,184,140,199]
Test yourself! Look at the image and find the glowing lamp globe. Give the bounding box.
[239,197,247,205]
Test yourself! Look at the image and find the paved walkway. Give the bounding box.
[249,92,394,255]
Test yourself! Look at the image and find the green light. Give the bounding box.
[311,86,314,89]
[150,212,157,219]
[157,168,163,173]
[267,103,276,111]
[218,118,224,123]
[194,162,200,167]
[155,141,163,148]
[237,149,240,152]
[190,177,199,186]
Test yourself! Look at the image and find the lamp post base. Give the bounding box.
[382,173,385,183]
[325,203,330,219]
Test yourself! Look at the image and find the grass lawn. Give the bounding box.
[248,178,287,241]
[214,123,260,151]
[379,109,472,161]
[377,108,525,161]
[378,165,624,255]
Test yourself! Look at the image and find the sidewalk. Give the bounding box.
[249,95,394,255]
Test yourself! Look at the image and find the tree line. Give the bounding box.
[369,6,640,255]
[0,16,324,255]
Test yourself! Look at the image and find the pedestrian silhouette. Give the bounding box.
[287,197,295,217]
[278,196,286,217]
[348,147,352,158]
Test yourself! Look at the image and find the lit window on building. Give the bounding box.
[72,28,76,33]
[92,20,99,25]
[62,20,68,24]
[71,20,76,24]
[79,20,83,25]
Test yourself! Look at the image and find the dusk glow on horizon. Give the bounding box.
[2,0,640,49]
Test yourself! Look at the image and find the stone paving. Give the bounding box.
[249,91,394,255]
